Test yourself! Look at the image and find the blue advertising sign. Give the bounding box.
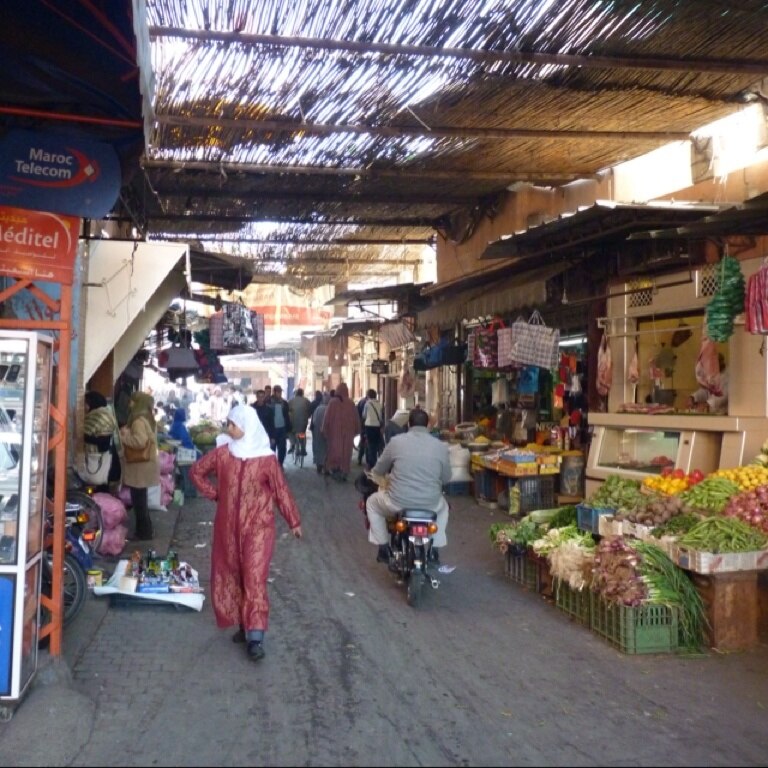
[0,130,121,218]
[0,575,15,696]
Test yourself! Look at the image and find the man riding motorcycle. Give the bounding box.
[365,407,451,563]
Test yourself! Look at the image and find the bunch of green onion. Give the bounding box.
[634,541,708,650]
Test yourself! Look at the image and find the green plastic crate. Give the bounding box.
[554,581,591,626]
[506,552,538,591]
[589,593,679,654]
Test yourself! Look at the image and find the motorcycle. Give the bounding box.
[46,465,104,555]
[355,472,440,607]
[37,475,100,646]
[38,512,89,646]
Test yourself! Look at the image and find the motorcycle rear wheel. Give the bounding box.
[38,552,87,648]
[406,570,425,607]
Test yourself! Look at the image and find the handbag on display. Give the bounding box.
[78,450,111,485]
[509,311,560,369]
[124,440,152,464]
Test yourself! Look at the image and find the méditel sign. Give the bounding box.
[371,359,390,374]
[0,206,79,284]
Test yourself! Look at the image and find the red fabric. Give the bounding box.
[190,446,301,632]
[321,382,360,474]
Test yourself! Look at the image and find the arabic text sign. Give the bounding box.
[0,206,79,284]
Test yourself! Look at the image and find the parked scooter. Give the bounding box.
[38,512,89,645]
[47,465,104,555]
[355,473,440,607]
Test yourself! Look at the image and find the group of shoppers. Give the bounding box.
[82,381,450,668]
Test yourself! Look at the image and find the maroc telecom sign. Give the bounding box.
[0,129,120,218]
[0,205,79,284]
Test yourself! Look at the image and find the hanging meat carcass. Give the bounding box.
[597,333,612,396]
[695,335,722,394]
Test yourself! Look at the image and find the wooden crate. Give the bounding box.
[691,571,760,652]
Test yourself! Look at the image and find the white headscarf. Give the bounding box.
[220,404,274,459]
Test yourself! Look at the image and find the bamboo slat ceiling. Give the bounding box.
[127,0,768,289]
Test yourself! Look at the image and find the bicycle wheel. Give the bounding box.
[296,435,305,468]
[293,437,301,466]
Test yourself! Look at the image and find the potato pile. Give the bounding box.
[612,492,685,527]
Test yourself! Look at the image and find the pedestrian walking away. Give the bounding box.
[361,388,385,469]
[270,385,292,466]
[310,391,331,474]
[321,382,359,481]
[189,405,303,661]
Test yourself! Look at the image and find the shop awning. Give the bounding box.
[326,282,432,314]
[627,192,768,240]
[417,261,573,329]
[481,200,722,262]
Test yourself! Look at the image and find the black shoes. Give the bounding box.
[247,640,265,661]
[232,628,246,643]
[376,545,391,563]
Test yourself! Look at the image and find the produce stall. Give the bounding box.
[471,442,563,514]
[491,456,768,652]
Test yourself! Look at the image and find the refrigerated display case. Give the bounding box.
[0,331,52,704]
[586,412,768,496]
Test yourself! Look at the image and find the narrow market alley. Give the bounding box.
[1,443,767,767]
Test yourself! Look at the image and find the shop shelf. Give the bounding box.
[509,475,555,515]
[554,581,591,626]
[589,593,679,654]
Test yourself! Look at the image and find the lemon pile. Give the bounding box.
[642,475,690,495]
[712,465,768,491]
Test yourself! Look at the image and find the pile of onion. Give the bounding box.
[723,485,768,534]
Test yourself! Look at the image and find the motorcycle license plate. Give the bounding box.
[410,524,428,536]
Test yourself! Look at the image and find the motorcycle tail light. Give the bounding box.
[410,524,428,536]
[82,530,96,542]
[394,519,407,533]
[427,522,438,534]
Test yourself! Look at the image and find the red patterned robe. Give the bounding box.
[190,446,301,631]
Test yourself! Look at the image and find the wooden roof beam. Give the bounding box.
[186,237,432,246]
[148,27,768,77]
[142,159,587,183]
[194,250,422,265]
[155,113,689,142]
[148,213,435,226]
[154,186,479,205]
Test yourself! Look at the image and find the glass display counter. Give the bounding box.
[0,331,52,703]
[585,412,768,496]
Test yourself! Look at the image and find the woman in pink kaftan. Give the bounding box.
[190,405,302,661]
[320,382,360,481]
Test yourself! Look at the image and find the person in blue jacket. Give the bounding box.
[168,407,195,449]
